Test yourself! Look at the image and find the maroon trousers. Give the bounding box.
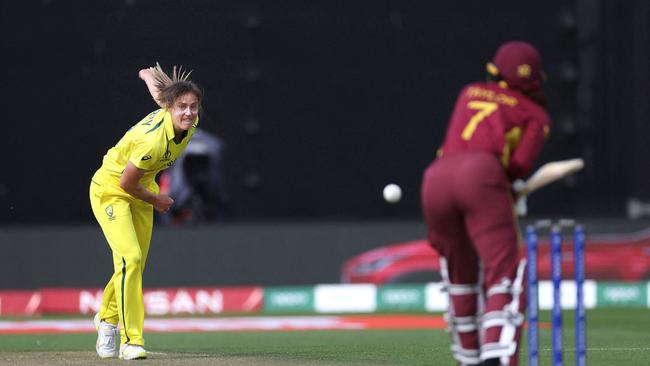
[421,152,524,365]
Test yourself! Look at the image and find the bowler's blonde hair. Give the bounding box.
[151,62,203,109]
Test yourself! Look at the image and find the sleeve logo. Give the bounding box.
[105,205,115,221]
[141,155,152,161]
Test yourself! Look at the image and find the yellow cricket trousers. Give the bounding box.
[90,180,154,347]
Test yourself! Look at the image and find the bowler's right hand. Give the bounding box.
[139,67,154,80]
[154,194,174,213]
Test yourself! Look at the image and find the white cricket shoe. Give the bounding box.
[119,343,147,360]
[94,313,118,358]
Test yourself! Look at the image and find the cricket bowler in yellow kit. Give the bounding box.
[89,64,202,360]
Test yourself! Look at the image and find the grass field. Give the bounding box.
[1,309,649,365]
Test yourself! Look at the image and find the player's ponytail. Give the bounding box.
[150,63,202,110]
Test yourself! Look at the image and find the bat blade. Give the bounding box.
[521,158,584,196]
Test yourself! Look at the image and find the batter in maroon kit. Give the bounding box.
[421,41,550,366]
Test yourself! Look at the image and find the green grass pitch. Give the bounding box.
[0,309,649,365]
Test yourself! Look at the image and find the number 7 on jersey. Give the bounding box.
[461,101,498,140]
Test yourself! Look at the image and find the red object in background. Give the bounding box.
[341,229,650,284]
[0,287,263,316]
[0,291,42,316]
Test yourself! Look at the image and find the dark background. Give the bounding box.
[1,0,648,224]
[0,1,649,288]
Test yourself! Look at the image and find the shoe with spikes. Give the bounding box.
[119,343,147,360]
[94,313,118,358]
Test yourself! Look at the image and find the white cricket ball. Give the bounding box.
[383,184,402,203]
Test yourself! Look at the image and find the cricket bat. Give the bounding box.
[518,158,585,197]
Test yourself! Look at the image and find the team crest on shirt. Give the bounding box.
[517,64,531,78]
[160,150,172,162]
[105,205,115,221]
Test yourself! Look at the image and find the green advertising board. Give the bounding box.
[377,285,426,311]
[597,282,647,307]
[264,287,314,313]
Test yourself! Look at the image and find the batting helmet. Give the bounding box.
[486,41,545,93]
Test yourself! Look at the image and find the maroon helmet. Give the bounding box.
[487,41,545,93]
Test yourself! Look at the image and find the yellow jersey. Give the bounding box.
[92,109,198,196]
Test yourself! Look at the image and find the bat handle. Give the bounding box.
[512,179,527,196]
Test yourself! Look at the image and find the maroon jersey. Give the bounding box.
[439,82,550,180]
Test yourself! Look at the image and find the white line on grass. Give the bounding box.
[148,351,214,358]
[585,348,650,352]
[540,347,650,352]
